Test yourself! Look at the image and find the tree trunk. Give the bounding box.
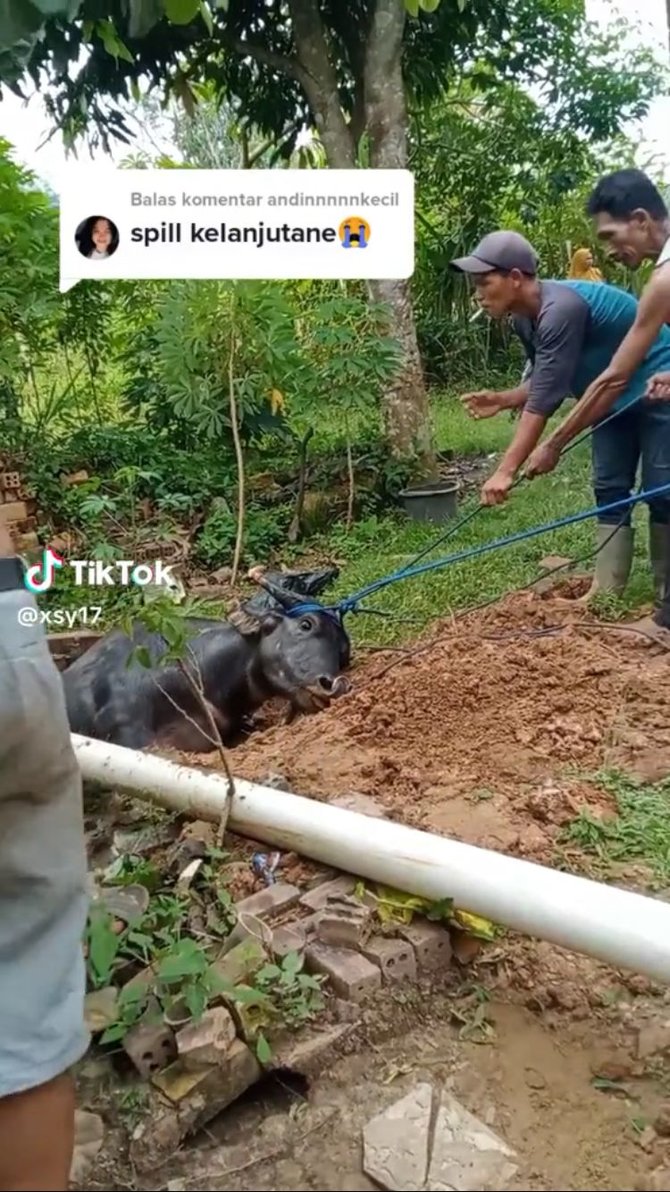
[286,0,434,471]
[364,0,435,472]
[288,0,357,168]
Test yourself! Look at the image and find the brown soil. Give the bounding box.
[189,588,670,853]
[89,589,670,1191]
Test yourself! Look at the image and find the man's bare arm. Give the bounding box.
[545,271,670,451]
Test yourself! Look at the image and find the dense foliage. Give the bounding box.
[0,0,667,582]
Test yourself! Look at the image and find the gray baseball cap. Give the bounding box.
[451,230,539,275]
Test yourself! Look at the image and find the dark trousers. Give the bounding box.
[591,400,670,526]
[655,524,670,627]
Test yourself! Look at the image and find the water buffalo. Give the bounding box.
[62,573,350,752]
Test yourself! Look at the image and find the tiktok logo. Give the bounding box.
[23,547,65,593]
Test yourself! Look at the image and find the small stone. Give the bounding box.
[363,1082,433,1190]
[70,1110,104,1185]
[267,1023,354,1077]
[180,819,216,848]
[123,1017,177,1078]
[97,882,149,925]
[211,566,233,584]
[524,1067,546,1090]
[264,772,291,791]
[638,1021,670,1060]
[427,1091,518,1191]
[362,937,417,984]
[331,792,387,818]
[591,1054,633,1082]
[539,554,573,572]
[450,929,484,965]
[306,942,381,1001]
[235,882,301,919]
[639,1126,658,1152]
[84,987,118,1033]
[300,874,357,911]
[62,469,89,486]
[176,1006,236,1069]
[655,1105,670,1138]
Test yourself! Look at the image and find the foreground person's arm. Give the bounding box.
[0,520,88,1191]
[481,296,587,505]
[527,272,670,474]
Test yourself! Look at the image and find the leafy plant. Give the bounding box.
[255,950,326,1027]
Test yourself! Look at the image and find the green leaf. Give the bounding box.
[227,984,270,1007]
[100,1022,127,1045]
[419,0,441,9]
[281,950,303,976]
[157,940,208,981]
[96,19,134,63]
[199,0,212,34]
[87,910,121,985]
[128,0,164,38]
[133,646,153,668]
[184,982,207,1020]
[256,963,282,982]
[164,0,200,23]
[256,1032,272,1064]
[404,0,420,15]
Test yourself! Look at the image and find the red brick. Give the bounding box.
[305,942,381,1001]
[314,895,373,950]
[267,1023,354,1076]
[271,922,307,960]
[362,937,417,984]
[300,875,356,911]
[176,1006,236,1069]
[123,1018,177,1078]
[398,920,453,972]
[0,471,20,490]
[0,501,27,525]
[234,882,300,919]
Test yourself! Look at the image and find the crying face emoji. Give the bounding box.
[339,216,370,249]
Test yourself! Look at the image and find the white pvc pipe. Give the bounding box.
[72,733,670,983]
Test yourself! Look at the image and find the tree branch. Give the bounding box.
[224,34,305,84]
[286,0,355,168]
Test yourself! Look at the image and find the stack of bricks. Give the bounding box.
[0,467,40,555]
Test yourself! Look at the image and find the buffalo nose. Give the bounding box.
[317,675,334,693]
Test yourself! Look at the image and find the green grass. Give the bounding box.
[321,393,656,648]
[561,771,670,885]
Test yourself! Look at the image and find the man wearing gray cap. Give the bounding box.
[452,230,670,600]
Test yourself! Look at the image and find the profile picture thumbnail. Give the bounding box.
[75,215,119,261]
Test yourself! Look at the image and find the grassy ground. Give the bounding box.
[561,771,670,888]
[323,393,655,649]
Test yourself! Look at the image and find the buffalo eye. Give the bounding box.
[298,617,313,632]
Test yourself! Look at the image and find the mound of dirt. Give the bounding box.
[178,592,668,861]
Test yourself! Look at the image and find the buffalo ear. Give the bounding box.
[259,611,283,635]
[228,607,262,637]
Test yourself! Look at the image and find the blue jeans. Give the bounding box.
[591,399,670,526]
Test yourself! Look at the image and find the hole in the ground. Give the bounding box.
[236,1067,310,1112]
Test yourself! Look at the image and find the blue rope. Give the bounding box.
[388,393,645,583]
[336,480,670,613]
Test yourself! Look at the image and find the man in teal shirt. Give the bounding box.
[452,230,670,599]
